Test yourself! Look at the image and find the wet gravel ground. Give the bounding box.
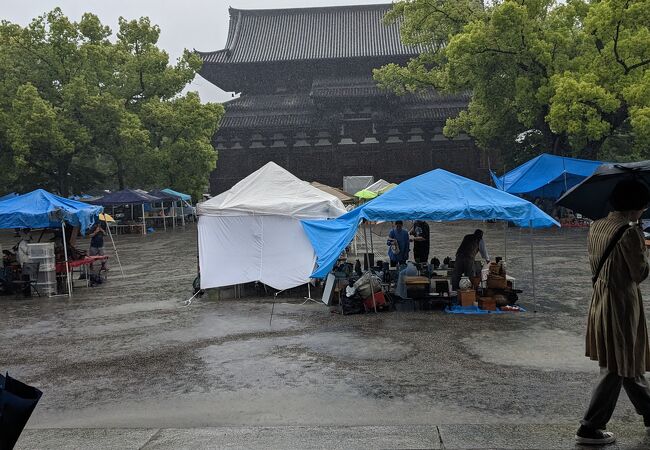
[2,222,650,430]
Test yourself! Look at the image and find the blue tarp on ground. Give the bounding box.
[302,169,559,279]
[92,189,160,206]
[162,188,191,202]
[0,192,18,202]
[0,189,102,232]
[445,305,527,314]
[491,153,603,199]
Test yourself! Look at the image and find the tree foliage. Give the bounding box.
[374,0,650,166]
[0,9,223,198]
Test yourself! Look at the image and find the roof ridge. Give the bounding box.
[228,3,392,16]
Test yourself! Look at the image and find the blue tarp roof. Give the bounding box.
[0,189,102,232]
[148,189,178,202]
[92,189,161,206]
[491,153,603,199]
[0,192,19,202]
[162,188,191,201]
[302,169,559,279]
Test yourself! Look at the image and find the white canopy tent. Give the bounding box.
[197,162,347,290]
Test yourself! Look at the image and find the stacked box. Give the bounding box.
[26,243,56,296]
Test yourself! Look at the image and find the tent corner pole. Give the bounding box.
[105,220,125,278]
[142,203,146,236]
[62,222,72,297]
[529,219,537,313]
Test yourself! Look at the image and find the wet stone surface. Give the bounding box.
[1,222,650,430]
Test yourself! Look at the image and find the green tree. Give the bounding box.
[374,0,650,166]
[0,8,222,198]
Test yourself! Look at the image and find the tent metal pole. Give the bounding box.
[362,220,377,313]
[162,201,167,232]
[61,222,72,297]
[530,220,537,313]
[369,221,374,257]
[181,201,185,227]
[142,203,146,236]
[503,220,507,261]
[362,220,369,269]
[105,219,125,278]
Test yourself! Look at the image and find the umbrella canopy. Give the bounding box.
[92,188,160,206]
[99,213,115,222]
[492,153,604,199]
[557,160,650,220]
[0,189,102,232]
[354,189,378,199]
[304,168,559,278]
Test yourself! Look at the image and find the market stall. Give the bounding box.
[302,168,559,313]
[162,188,194,225]
[92,189,160,235]
[0,189,103,297]
[491,153,603,200]
[197,162,346,291]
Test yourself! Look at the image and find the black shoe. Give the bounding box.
[575,426,615,445]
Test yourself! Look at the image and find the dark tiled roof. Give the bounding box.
[198,4,425,64]
[220,94,316,130]
[311,76,386,98]
[218,88,468,130]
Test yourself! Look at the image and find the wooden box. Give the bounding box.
[487,275,507,289]
[458,289,476,307]
[404,276,430,286]
[478,297,496,311]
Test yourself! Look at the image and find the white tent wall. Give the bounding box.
[198,215,317,291]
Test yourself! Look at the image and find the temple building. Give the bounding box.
[198,3,488,194]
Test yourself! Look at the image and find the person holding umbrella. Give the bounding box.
[576,179,650,445]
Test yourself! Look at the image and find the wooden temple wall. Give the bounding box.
[209,138,490,195]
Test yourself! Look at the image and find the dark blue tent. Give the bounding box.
[0,189,102,232]
[302,168,558,279]
[92,189,160,205]
[491,153,603,199]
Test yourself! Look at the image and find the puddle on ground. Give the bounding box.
[462,328,594,372]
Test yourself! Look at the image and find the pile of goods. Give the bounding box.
[457,257,520,311]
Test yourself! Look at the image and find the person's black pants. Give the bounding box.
[451,255,475,290]
[581,367,650,430]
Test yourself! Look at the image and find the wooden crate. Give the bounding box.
[478,297,496,311]
[487,275,507,289]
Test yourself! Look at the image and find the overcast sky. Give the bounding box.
[3,0,385,103]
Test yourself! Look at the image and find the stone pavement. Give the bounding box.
[15,423,650,449]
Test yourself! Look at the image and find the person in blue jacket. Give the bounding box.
[387,220,410,267]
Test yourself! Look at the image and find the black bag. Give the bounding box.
[341,295,364,315]
[0,373,43,450]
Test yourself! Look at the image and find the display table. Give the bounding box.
[56,256,109,290]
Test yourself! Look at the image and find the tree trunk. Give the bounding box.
[116,160,126,190]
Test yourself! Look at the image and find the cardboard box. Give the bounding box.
[478,297,496,311]
[487,275,507,289]
[458,289,476,307]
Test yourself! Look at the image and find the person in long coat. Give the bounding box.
[577,179,650,445]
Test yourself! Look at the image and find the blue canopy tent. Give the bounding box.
[148,189,179,230]
[0,189,103,297]
[0,192,18,202]
[162,188,193,226]
[302,169,559,307]
[93,189,161,235]
[490,153,603,199]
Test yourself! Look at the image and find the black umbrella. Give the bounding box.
[0,373,42,449]
[556,160,650,220]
